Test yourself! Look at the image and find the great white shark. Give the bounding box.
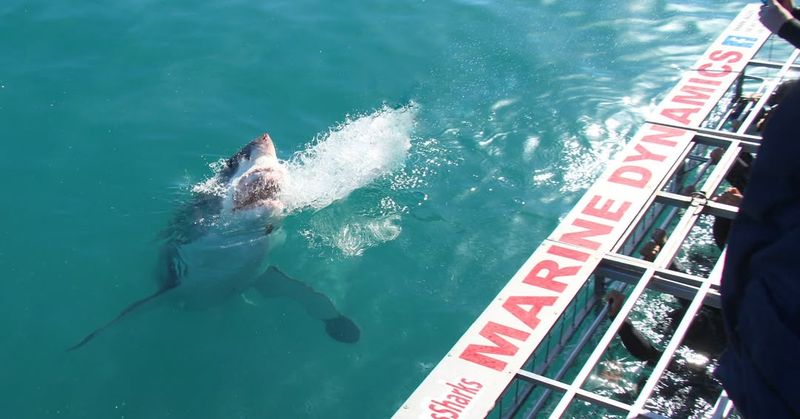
[69,133,360,350]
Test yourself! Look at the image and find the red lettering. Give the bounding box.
[429,379,483,418]
[673,84,714,106]
[523,259,577,292]
[431,398,466,412]
[609,165,651,188]
[640,124,684,147]
[446,380,479,395]
[660,106,700,125]
[459,378,483,389]
[450,387,475,400]
[697,62,732,77]
[503,295,558,330]
[547,244,590,262]
[459,322,530,371]
[583,195,631,222]
[446,394,472,406]
[429,401,460,418]
[559,218,613,250]
[625,143,667,163]
[709,50,743,63]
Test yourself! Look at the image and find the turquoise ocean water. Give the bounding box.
[1,1,752,418]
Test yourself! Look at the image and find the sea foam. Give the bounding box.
[279,103,418,212]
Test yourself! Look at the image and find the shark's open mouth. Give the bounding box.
[233,167,283,211]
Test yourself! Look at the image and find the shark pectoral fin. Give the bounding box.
[253,267,360,343]
[323,315,360,344]
[67,283,177,352]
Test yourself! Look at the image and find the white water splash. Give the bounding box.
[279,103,418,212]
[302,213,403,257]
[191,169,228,197]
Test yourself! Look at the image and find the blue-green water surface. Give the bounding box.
[1,1,751,418]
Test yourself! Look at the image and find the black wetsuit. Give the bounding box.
[717,72,800,419]
[616,302,725,365]
[778,8,800,49]
[614,257,725,363]
[712,153,753,249]
[617,319,661,364]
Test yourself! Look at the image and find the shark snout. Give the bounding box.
[252,133,276,159]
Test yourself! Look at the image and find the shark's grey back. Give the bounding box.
[67,139,262,351]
